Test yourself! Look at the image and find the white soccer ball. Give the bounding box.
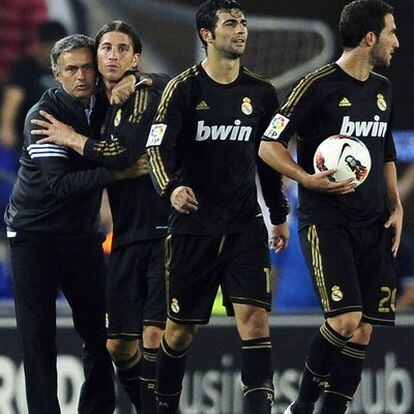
[313,135,371,187]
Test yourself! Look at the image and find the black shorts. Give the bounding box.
[106,238,166,339]
[165,223,271,324]
[299,224,396,326]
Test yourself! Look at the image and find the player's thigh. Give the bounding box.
[106,243,146,340]
[165,234,223,324]
[142,238,166,330]
[358,225,396,326]
[223,224,272,312]
[299,224,361,318]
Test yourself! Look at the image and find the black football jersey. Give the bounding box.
[147,64,289,235]
[262,63,396,229]
[83,80,169,249]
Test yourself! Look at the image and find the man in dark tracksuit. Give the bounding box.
[4,34,139,414]
[31,22,170,413]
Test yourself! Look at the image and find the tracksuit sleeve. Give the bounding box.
[26,108,114,199]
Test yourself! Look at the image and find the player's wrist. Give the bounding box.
[298,171,313,189]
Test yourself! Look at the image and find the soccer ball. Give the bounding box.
[313,135,371,187]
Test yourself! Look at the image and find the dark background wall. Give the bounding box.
[107,0,413,129]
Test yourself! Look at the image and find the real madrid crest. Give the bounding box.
[170,298,180,313]
[114,108,122,127]
[377,94,387,111]
[331,285,343,302]
[241,97,253,115]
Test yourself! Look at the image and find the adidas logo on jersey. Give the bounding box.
[339,97,352,107]
[195,120,252,142]
[340,115,387,138]
[196,100,210,110]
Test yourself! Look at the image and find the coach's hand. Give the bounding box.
[270,221,289,252]
[32,111,87,154]
[171,186,198,214]
[303,169,356,194]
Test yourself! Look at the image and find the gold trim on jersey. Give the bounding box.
[282,64,336,118]
[164,234,173,315]
[155,65,199,122]
[242,67,274,86]
[93,139,126,156]
[229,296,271,307]
[129,89,149,123]
[148,146,169,191]
[307,225,330,311]
[362,314,395,324]
[370,70,389,82]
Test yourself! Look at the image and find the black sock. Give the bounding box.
[156,337,189,414]
[296,322,351,406]
[320,342,367,414]
[140,347,158,413]
[241,337,274,414]
[115,350,142,412]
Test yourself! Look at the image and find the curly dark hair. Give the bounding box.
[196,0,244,50]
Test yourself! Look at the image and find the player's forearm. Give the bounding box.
[259,141,309,186]
[83,138,131,169]
[384,161,402,211]
[257,157,290,224]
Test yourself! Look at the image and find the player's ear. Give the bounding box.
[200,28,213,45]
[131,53,141,70]
[364,31,377,47]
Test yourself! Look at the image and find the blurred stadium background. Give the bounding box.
[0,1,413,413]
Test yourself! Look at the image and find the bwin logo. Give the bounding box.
[340,115,387,138]
[196,120,252,142]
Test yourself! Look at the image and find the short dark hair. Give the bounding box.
[50,34,95,71]
[38,20,67,43]
[196,0,244,50]
[95,20,142,54]
[339,0,394,49]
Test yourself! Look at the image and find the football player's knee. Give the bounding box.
[328,312,362,337]
[106,339,139,362]
[143,325,164,348]
[241,308,269,338]
[165,322,197,351]
[352,322,373,345]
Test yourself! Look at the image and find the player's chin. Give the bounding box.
[227,50,244,60]
[103,71,123,83]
